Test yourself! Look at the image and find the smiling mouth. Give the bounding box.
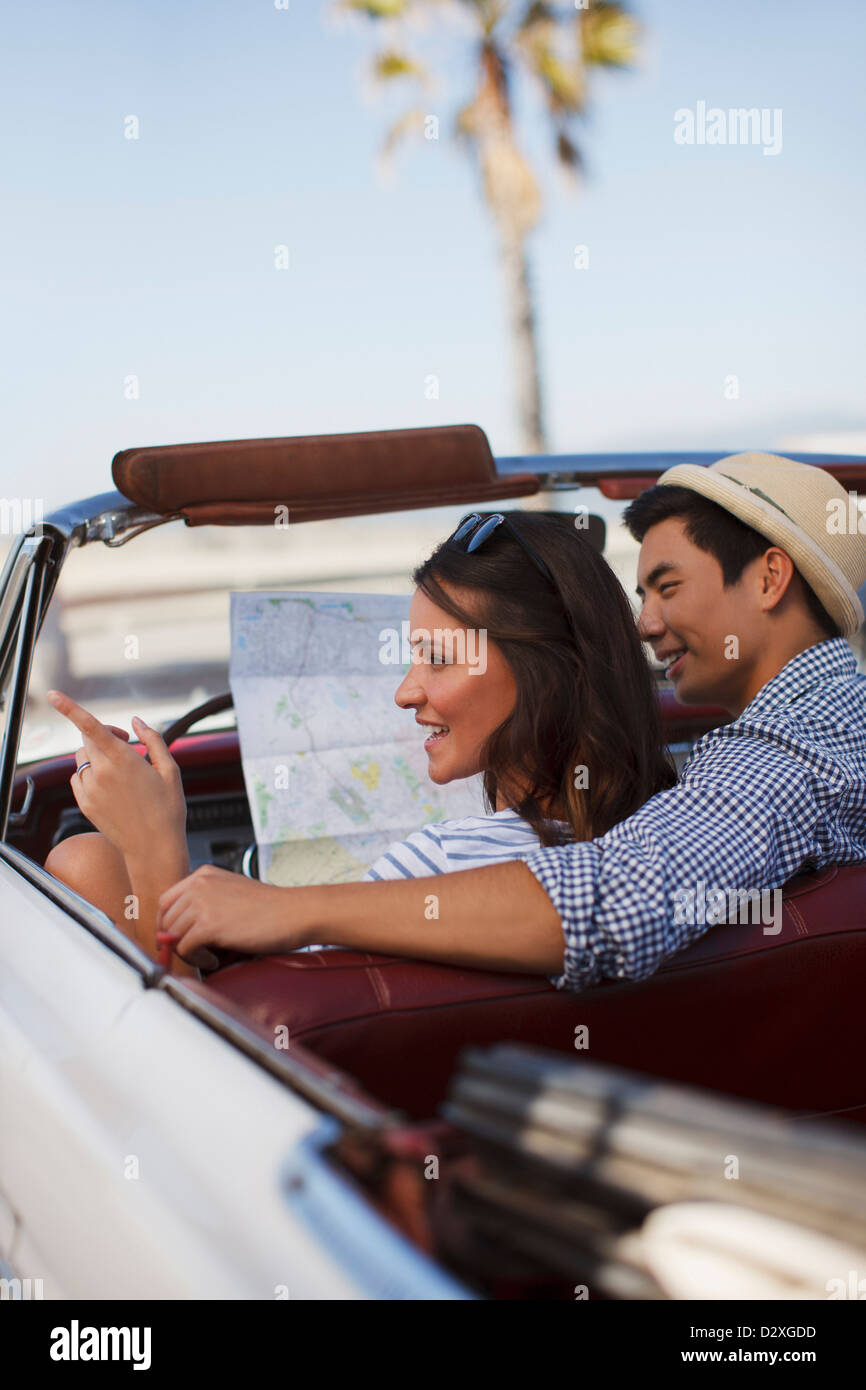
[422,724,450,747]
[663,650,688,679]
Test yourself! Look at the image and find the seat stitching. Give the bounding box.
[366,966,391,1010]
[785,900,810,936]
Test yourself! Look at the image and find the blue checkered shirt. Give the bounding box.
[524,638,866,992]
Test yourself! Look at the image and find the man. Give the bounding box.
[53,453,866,986]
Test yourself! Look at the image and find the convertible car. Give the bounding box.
[2,424,866,1301]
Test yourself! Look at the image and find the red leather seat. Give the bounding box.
[197,861,866,1121]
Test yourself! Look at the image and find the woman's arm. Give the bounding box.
[46,691,191,962]
[156,858,566,976]
[307,858,565,972]
[126,839,193,965]
[45,691,565,977]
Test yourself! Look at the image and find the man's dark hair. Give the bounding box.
[623,484,840,639]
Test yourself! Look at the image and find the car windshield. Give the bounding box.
[15,489,866,767]
[13,491,621,765]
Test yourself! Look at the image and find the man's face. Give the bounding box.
[636,517,761,712]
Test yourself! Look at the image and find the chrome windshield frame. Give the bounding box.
[0,531,56,838]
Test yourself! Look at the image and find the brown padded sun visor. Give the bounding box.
[111,424,540,525]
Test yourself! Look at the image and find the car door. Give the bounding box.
[0,848,387,1298]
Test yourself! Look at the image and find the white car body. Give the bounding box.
[0,844,468,1299]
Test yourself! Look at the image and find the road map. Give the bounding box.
[229,591,484,885]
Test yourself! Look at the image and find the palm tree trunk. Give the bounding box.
[467,45,548,457]
[499,227,547,455]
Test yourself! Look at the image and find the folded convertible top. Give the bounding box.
[111,423,540,525]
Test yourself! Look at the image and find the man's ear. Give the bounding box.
[758,546,797,614]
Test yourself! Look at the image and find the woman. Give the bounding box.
[44,510,676,974]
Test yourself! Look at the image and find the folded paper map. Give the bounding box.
[229,591,484,886]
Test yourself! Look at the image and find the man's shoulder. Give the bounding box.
[683,722,808,781]
[685,696,866,783]
[747,637,865,717]
[688,639,866,765]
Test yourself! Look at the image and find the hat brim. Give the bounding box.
[657,464,865,637]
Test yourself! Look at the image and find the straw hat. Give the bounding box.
[656,452,866,637]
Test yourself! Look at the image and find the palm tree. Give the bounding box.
[338,0,640,453]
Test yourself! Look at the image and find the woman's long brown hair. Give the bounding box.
[413,510,677,846]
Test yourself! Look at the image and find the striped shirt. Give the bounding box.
[361,809,571,881]
[524,637,866,993]
[292,810,567,956]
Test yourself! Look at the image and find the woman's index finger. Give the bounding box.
[46,690,116,753]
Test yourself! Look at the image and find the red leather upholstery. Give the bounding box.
[199,862,866,1121]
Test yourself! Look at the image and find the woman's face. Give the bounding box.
[393,584,517,786]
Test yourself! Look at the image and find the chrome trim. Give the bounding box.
[0,532,27,623]
[7,774,34,825]
[0,536,35,688]
[39,489,170,546]
[280,1118,474,1300]
[103,514,185,547]
[0,537,52,837]
[160,974,398,1133]
[494,449,866,484]
[241,841,258,880]
[0,841,162,982]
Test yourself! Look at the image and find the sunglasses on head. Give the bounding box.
[448,512,556,586]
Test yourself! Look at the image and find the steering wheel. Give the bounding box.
[158,691,235,747]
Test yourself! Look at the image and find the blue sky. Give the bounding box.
[2,0,865,510]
